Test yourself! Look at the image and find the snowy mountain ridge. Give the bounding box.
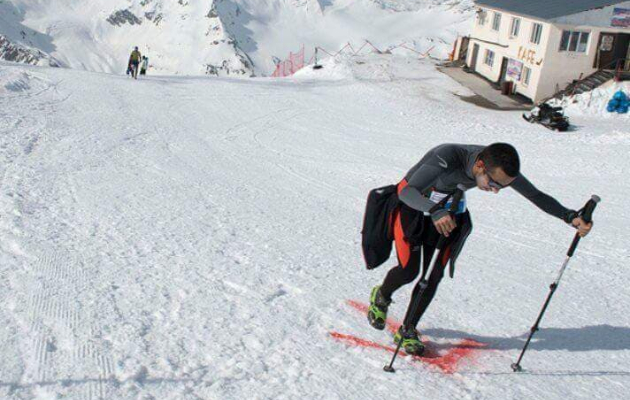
[0,0,474,76]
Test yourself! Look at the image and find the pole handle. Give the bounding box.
[581,195,600,224]
[436,185,465,251]
[449,184,465,214]
[567,195,600,258]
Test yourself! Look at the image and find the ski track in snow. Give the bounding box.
[0,57,629,399]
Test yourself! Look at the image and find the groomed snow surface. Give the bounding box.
[1,56,629,399]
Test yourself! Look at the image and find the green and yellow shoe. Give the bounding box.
[367,285,391,330]
[394,326,425,356]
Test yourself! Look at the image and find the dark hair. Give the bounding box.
[479,143,520,177]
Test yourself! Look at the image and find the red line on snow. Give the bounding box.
[328,331,486,374]
[335,300,489,374]
[329,332,398,354]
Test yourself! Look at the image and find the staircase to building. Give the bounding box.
[543,58,629,103]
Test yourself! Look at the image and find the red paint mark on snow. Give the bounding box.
[329,331,485,374]
[422,339,488,374]
[334,300,489,374]
[329,332,399,353]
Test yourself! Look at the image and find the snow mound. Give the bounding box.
[292,57,355,80]
[0,67,48,94]
[557,82,630,119]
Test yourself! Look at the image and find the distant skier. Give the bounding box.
[128,47,142,79]
[140,56,149,76]
[363,143,593,356]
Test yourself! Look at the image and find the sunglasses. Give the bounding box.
[488,179,505,189]
[486,171,508,189]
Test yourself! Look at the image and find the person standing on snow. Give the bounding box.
[128,47,142,79]
[140,56,149,76]
[364,143,593,356]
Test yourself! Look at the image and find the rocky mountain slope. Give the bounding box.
[0,0,474,76]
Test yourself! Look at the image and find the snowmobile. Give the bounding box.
[523,103,570,132]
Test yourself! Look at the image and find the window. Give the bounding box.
[558,30,590,52]
[522,66,531,86]
[578,32,590,52]
[559,30,590,53]
[510,18,521,37]
[569,31,580,51]
[477,10,487,26]
[559,31,571,51]
[484,49,495,67]
[530,23,543,44]
[492,12,502,31]
[510,17,521,37]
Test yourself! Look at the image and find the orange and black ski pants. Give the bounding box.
[380,180,456,328]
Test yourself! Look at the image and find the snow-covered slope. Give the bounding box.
[0,1,63,67]
[0,0,474,76]
[1,56,629,399]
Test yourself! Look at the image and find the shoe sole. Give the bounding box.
[394,336,425,356]
[368,286,387,330]
[367,311,386,330]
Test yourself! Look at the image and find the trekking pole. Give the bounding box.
[511,195,601,372]
[384,184,465,373]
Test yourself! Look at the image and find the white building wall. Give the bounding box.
[466,7,551,101]
[466,3,630,103]
[536,21,629,101]
[536,26,612,101]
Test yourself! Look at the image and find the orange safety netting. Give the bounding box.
[271,42,436,78]
[271,46,305,77]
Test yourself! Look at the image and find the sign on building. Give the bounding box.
[611,8,630,28]
[506,59,524,80]
[600,35,614,51]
